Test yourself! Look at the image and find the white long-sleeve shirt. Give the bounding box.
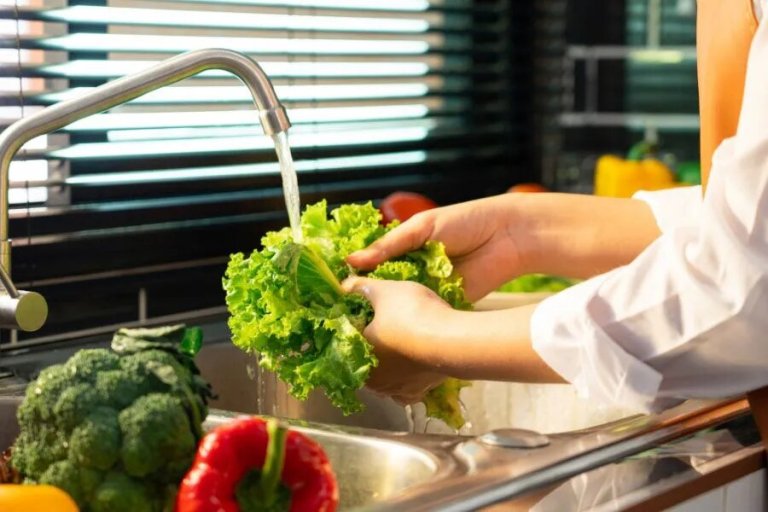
[531,6,768,413]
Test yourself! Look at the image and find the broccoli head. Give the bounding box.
[12,325,214,512]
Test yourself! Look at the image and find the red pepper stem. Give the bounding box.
[260,419,287,506]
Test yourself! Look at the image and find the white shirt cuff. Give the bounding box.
[531,274,665,414]
[633,186,702,234]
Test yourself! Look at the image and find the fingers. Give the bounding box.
[342,275,410,303]
[341,276,381,303]
[452,261,493,303]
[368,377,428,406]
[346,212,435,270]
[342,276,439,309]
[369,378,443,406]
[341,276,389,308]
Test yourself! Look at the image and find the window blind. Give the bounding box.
[0,0,522,348]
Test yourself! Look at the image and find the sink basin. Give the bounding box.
[205,412,446,509]
[296,430,437,508]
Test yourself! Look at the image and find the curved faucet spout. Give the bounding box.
[0,48,291,330]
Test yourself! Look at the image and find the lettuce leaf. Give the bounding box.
[423,376,471,430]
[498,274,577,293]
[224,200,471,428]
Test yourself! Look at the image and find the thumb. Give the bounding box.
[342,276,387,305]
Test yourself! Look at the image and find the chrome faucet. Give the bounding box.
[0,49,291,331]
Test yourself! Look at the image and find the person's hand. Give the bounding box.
[347,195,531,301]
[343,275,567,395]
[342,276,452,404]
[348,193,664,294]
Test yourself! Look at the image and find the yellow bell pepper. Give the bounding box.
[0,484,79,512]
[594,142,678,198]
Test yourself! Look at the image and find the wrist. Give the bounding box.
[404,302,466,368]
[494,193,571,276]
[509,193,660,279]
[421,305,564,383]
[497,193,548,276]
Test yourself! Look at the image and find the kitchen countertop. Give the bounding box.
[484,411,763,511]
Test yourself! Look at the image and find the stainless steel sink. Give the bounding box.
[297,431,437,507]
[205,412,454,509]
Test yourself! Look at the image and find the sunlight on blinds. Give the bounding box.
[42,6,431,32]
[52,125,431,159]
[1,0,48,205]
[41,33,432,54]
[42,83,431,103]
[42,60,431,78]
[1,0,450,206]
[65,105,430,131]
[65,150,427,186]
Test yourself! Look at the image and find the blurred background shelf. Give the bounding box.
[565,44,696,61]
[540,0,700,191]
[559,112,699,130]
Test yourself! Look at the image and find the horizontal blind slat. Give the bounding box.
[106,0,474,14]
[3,6,453,33]
[2,58,474,79]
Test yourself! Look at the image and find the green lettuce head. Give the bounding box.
[223,200,471,429]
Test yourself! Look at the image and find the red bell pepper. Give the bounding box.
[176,417,338,512]
[379,191,437,225]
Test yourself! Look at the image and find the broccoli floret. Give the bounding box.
[64,349,120,382]
[94,370,150,409]
[54,383,105,431]
[69,407,121,471]
[11,325,213,512]
[39,460,104,506]
[119,394,196,479]
[11,426,68,477]
[90,472,158,512]
[17,364,71,424]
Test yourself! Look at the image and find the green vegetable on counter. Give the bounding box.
[11,325,214,512]
[498,274,577,293]
[223,200,471,430]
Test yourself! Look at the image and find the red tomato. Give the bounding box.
[507,183,549,193]
[379,191,438,224]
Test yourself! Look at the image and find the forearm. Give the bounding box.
[512,193,661,278]
[411,303,565,383]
